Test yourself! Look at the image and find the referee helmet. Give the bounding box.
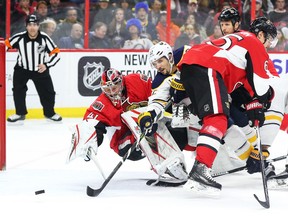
[26,14,39,25]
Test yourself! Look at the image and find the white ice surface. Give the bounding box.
[1,118,288,215]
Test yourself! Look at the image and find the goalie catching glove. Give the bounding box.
[246,148,270,174]
[137,110,158,136]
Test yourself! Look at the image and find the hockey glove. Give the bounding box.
[94,121,107,147]
[137,110,158,136]
[230,85,252,109]
[118,144,146,161]
[244,98,265,127]
[257,86,274,110]
[246,148,270,174]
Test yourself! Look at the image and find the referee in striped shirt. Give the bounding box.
[5,14,62,123]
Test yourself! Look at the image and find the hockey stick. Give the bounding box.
[88,147,106,180]
[212,154,287,177]
[253,121,270,209]
[86,132,146,197]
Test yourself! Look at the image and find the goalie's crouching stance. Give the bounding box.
[66,68,188,183]
[67,68,151,164]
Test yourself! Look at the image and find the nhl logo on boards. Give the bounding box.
[83,62,103,91]
[78,56,110,96]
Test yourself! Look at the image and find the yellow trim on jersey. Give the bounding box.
[265,114,283,122]
[170,79,185,91]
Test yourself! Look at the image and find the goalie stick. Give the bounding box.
[253,121,270,209]
[88,147,106,180]
[86,132,146,197]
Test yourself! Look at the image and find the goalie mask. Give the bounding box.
[149,41,174,74]
[101,68,124,106]
[249,17,278,48]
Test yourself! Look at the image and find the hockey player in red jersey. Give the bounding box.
[218,9,288,187]
[174,17,278,193]
[67,68,152,162]
[217,8,277,175]
[138,41,254,182]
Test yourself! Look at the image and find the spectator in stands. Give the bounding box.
[174,23,201,49]
[134,1,158,43]
[35,0,49,22]
[269,0,288,27]
[11,0,35,34]
[180,14,207,42]
[122,18,154,49]
[107,8,129,48]
[268,26,288,51]
[262,0,275,13]
[202,24,222,42]
[170,0,184,23]
[91,0,115,28]
[242,0,268,30]
[40,18,58,41]
[148,0,163,26]
[156,11,181,48]
[203,1,232,36]
[118,0,134,20]
[180,0,209,27]
[58,22,84,48]
[242,0,273,14]
[47,0,66,23]
[54,6,82,44]
[89,21,111,49]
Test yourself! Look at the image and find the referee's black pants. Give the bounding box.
[12,66,56,118]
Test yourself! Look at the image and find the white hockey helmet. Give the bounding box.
[148,41,174,73]
[100,68,124,106]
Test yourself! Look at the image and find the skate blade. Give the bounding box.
[46,119,63,124]
[183,179,221,198]
[7,120,25,126]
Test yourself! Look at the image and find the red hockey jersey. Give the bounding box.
[178,31,278,97]
[83,73,152,153]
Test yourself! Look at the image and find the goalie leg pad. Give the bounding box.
[121,108,187,179]
[165,157,188,180]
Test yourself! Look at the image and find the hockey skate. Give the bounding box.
[267,165,288,189]
[183,160,222,196]
[7,114,25,123]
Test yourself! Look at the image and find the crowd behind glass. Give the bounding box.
[0,0,288,51]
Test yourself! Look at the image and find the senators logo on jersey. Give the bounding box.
[92,101,104,111]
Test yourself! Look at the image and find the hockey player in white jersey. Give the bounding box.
[138,41,254,193]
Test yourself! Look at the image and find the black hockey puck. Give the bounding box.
[35,190,45,195]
